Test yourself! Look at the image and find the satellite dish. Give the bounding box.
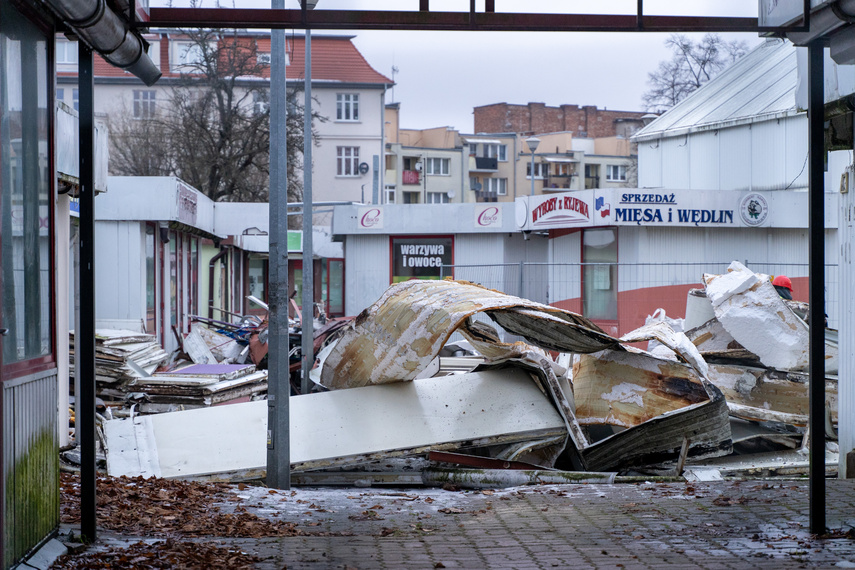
[472,182,482,191]
[358,162,370,175]
[447,190,455,199]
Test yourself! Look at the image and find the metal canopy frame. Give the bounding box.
[76,1,831,546]
[143,6,804,33]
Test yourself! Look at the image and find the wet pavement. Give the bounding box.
[55,478,855,569]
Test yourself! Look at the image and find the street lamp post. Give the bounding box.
[301,0,318,395]
[526,136,540,196]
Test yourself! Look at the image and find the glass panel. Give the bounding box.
[582,229,618,320]
[190,237,198,316]
[169,232,177,327]
[328,260,344,316]
[248,257,266,305]
[145,224,156,334]
[1,6,51,364]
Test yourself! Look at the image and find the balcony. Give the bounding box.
[402,170,420,185]
[545,173,576,190]
[471,157,498,172]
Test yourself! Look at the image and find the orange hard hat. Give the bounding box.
[772,275,793,291]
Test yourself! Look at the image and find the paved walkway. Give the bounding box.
[58,479,855,569]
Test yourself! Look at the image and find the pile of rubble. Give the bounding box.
[102,261,838,484]
[70,329,169,401]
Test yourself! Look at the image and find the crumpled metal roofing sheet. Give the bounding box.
[319,279,619,390]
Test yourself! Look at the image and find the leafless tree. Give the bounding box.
[642,34,748,113]
[109,28,323,221]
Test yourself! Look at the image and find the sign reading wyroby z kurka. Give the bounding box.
[516,189,773,230]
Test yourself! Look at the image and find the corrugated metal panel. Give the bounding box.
[660,137,690,188]
[687,130,720,190]
[784,117,809,188]
[719,126,753,191]
[840,184,855,477]
[636,39,798,140]
[2,370,59,568]
[637,139,662,188]
[95,221,146,324]
[344,234,390,316]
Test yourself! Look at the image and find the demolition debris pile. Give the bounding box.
[70,329,170,400]
[102,262,838,484]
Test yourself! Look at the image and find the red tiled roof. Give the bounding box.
[58,33,392,85]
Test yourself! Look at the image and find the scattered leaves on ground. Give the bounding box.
[51,538,260,569]
[60,472,302,538]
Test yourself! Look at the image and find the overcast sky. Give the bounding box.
[151,1,763,132]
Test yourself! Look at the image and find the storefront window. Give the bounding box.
[391,236,453,283]
[582,228,618,321]
[248,257,266,304]
[328,259,344,316]
[190,237,198,317]
[1,6,51,366]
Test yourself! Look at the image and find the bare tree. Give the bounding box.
[109,28,323,216]
[642,34,748,113]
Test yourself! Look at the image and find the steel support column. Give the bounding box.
[301,29,313,396]
[808,39,827,535]
[78,40,97,542]
[266,0,290,490]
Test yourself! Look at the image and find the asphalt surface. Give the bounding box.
[56,478,855,569]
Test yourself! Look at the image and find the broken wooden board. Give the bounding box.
[104,367,566,480]
[318,279,619,390]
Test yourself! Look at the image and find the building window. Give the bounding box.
[425,157,449,176]
[468,143,478,156]
[337,146,359,176]
[391,236,453,283]
[253,91,269,115]
[171,40,205,69]
[336,93,359,121]
[385,184,396,203]
[257,52,271,65]
[133,90,156,119]
[485,144,507,161]
[56,39,78,64]
[526,163,547,179]
[582,229,618,321]
[56,87,63,103]
[2,10,52,366]
[426,192,449,204]
[606,164,627,182]
[73,88,79,111]
[486,177,507,196]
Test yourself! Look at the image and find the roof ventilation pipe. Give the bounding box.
[43,0,161,86]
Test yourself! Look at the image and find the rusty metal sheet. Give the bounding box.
[707,363,838,426]
[319,280,618,390]
[571,321,732,472]
[573,349,711,428]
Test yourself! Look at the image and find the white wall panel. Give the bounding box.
[95,221,146,328]
[344,234,390,316]
[637,139,662,188]
[719,126,753,191]
[783,116,809,189]
[661,137,690,188]
[751,120,787,190]
[687,130,719,190]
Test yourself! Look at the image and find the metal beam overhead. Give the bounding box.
[146,8,789,33]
